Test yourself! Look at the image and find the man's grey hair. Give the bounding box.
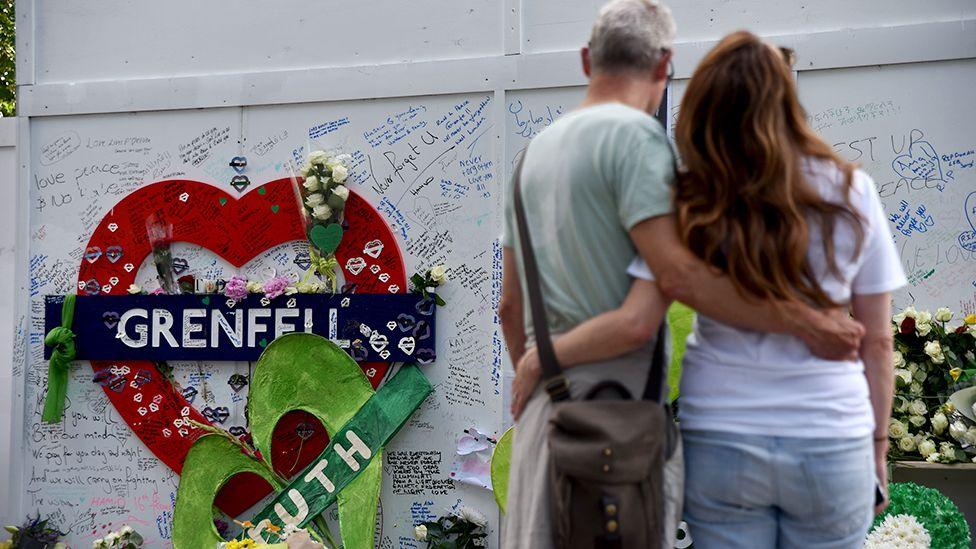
[589,0,677,74]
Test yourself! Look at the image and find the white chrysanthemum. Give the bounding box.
[864,514,931,549]
[458,505,488,527]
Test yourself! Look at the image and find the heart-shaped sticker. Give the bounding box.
[84,246,103,263]
[229,156,248,173]
[294,252,312,271]
[228,374,248,392]
[105,246,123,263]
[310,223,344,256]
[398,336,416,355]
[363,239,384,259]
[369,332,389,353]
[172,258,189,275]
[102,311,120,330]
[345,257,366,276]
[396,313,416,332]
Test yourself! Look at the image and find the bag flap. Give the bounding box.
[548,400,666,483]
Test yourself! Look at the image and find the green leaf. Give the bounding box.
[410,273,426,289]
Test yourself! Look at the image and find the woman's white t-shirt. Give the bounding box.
[629,160,907,438]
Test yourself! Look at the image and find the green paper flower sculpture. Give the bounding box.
[870,482,970,549]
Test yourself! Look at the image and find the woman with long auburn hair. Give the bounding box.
[538,30,905,547]
[636,31,904,547]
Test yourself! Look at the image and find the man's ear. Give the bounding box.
[581,46,592,78]
[653,49,672,82]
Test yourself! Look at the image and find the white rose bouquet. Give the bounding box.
[293,150,355,292]
[888,307,976,464]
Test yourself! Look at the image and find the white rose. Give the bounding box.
[299,162,313,177]
[414,524,428,541]
[888,419,908,439]
[92,540,106,549]
[935,307,953,323]
[120,526,133,535]
[917,439,936,457]
[924,340,945,364]
[458,506,488,527]
[909,381,923,395]
[916,310,932,324]
[245,280,262,293]
[949,421,967,441]
[430,264,447,285]
[931,412,948,434]
[907,362,919,374]
[305,192,326,207]
[913,368,927,383]
[925,452,941,463]
[908,415,926,427]
[892,350,905,368]
[893,369,912,386]
[303,174,320,192]
[331,163,349,183]
[332,184,350,202]
[104,533,118,545]
[308,150,329,166]
[312,203,333,221]
[973,401,976,419]
[898,436,917,452]
[916,321,932,336]
[127,283,142,295]
[893,306,918,325]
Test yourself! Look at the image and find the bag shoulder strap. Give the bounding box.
[511,155,571,402]
[511,150,667,404]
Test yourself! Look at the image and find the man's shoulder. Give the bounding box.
[543,103,665,140]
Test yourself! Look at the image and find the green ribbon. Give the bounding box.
[42,294,77,423]
[305,249,339,292]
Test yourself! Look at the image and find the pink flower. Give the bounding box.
[262,275,291,300]
[224,275,249,301]
[150,287,165,295]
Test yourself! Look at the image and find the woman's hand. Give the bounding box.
[874,438,890,516]
[512,347,543,421]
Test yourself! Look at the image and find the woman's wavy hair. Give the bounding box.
[674,31,863,307]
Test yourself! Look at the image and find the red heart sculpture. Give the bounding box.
[75,178,406,516]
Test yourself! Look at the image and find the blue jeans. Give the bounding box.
[682,429,874,549]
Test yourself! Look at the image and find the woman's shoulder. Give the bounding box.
[802,157,877,209]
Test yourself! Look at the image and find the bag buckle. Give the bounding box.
[544,375,571,402]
